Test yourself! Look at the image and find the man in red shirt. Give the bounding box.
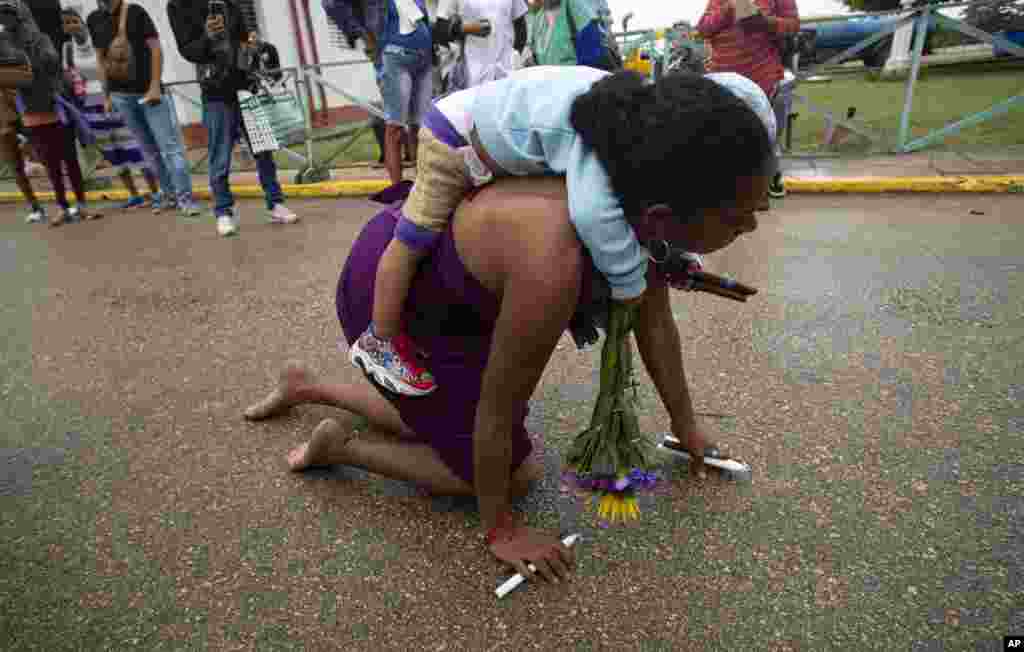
[697,0,800,97]
[698,0,798,200]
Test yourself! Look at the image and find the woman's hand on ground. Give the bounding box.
[489,525,575,583]
[670,422,718,478]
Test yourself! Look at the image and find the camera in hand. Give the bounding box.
[0,0,32,88]
[200,0,236,87]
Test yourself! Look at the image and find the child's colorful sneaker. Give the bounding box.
[348,327,436,396]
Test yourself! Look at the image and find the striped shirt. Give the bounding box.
[696,0,799,97]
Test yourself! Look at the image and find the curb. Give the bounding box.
[0,179,393,205]
[786,175,1024,193]
[1,175,1022,204]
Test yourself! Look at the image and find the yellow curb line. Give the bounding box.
[1,175,1022,204]
[786,175,1024,193]
[0,179,393,205]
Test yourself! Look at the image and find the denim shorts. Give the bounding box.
[379,44,433,126]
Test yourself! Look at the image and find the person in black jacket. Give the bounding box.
[167,0,299,237]
[26,0,68,67]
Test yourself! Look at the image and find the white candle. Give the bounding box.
[494,533,581,599]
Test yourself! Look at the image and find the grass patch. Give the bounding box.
[208,126,380,173]
[787,63,1024,153]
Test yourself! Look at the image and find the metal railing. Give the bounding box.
[5,12,1022,188]
[0,59,386,187]
[613,0,1024,154]
[158,59,394,185]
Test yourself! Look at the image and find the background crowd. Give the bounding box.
[1,0,799,232]
[1,0,297,235]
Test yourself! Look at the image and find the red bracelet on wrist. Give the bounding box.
[485,510,516,546]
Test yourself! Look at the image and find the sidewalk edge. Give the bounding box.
[2,175,1022,204]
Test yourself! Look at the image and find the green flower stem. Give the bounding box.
[567,302,652,478]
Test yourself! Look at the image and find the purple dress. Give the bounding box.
[337,191,534,485]
[337,109,615,485]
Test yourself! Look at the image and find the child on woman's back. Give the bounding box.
[350,66,777,396]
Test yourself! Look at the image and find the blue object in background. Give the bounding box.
[994,31,1024,57]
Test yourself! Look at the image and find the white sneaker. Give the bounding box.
[268,203,299,224]
[216,214,239,237]
[25,207,45,224]
[179,200,202,217]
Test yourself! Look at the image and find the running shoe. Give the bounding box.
[120,195,147,210]
[349,327,436,396]
[216,213,239,237]
[269,203,299,224]
[25,206,46,224]
[179,200,202,218]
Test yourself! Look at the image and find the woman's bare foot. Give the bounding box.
[287,418,356,472]
[244,361,316,421]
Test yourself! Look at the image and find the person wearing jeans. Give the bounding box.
[88,0,198,216]
[168,0,298,237]
[377,0,434,185]
[108,93,196,214]
[203,98,284,221]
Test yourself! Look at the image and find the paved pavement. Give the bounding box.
[1,192,1022,650]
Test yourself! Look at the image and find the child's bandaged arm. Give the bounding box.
[566,144,647,302]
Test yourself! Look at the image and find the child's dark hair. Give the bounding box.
[569,70,777,219]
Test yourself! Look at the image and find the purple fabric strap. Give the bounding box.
[395,214,444,251]
[422,106,466,148]
[385,107,467,252]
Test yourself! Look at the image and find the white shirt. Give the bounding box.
[434,83,480,141]
[437,0,528,87]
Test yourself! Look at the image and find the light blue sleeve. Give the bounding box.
[565,139,647,301]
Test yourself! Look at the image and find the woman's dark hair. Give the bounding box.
[569,70,777,218]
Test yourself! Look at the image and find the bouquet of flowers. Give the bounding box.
[564,301,659,524]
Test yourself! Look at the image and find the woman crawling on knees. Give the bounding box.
[245,72,776,583]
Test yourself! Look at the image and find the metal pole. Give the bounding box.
[897,6,932,152]
[297,66,318,181]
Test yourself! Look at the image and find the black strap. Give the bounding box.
[565,0,578,57]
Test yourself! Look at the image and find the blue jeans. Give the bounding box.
[203,99,284,216]
[379,44,433,126]
[111,92,193,206]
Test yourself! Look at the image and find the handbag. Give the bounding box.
[238,84,306,154]
[56,94,97,147]
[0,63,32,88]
[105,2,137,82]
